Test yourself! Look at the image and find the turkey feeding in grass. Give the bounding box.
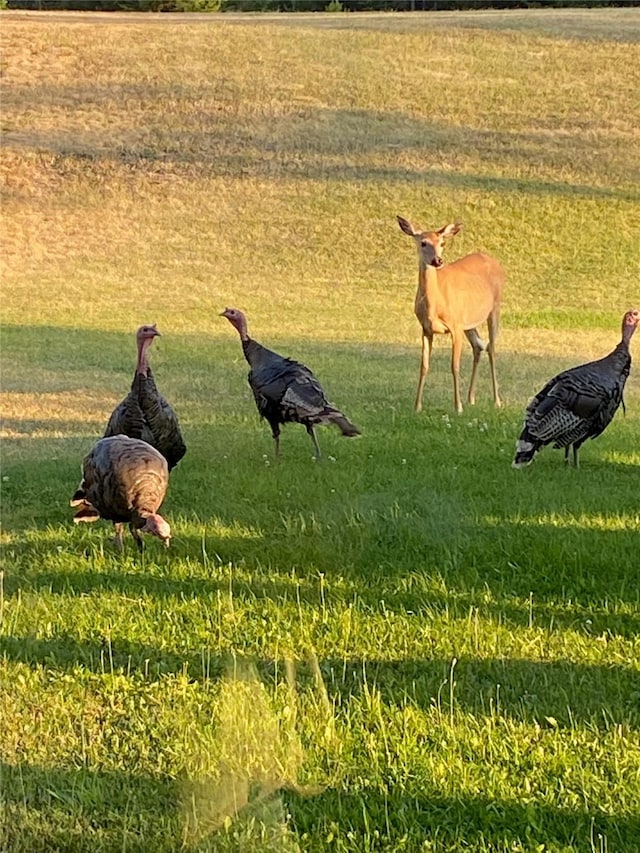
[71,435,171,551]
[220,307,361,459]
[104,324,186,471]
[513,308,640,468]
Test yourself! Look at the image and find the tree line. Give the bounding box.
[6,0,639,12]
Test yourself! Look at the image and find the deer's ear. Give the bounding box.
[438,223,463,239]
[397,216,416,237]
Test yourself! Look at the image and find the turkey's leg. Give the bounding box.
[112,523,125,552]
[565,445,579,467]
[307,425,322,460]
[270,423,281,459]
[130,524,145,552]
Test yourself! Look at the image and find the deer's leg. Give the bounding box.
[487,310,502,408]
[451,329,464,414]
[464,328,486,406]
[414,330,433,413]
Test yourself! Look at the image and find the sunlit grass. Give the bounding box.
[485,512,640,532]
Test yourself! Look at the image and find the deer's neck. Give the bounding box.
[417,264,448,332]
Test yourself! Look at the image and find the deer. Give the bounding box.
[397,215,504,414]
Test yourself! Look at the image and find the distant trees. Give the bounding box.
[6,0,639,11]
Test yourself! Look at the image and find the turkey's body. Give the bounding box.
[513,310,639,468]
[71,435,170,549]
[244,339,359,456]
[104,373,155,447]
[221,308,359,458]
[104,329,186,471]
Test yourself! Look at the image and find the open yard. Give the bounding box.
[1,8,639,851]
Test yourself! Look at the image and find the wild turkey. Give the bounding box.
[220,307,361,458]
[104,324,186,471]
[513,309,640,468]
[70,435,171,550]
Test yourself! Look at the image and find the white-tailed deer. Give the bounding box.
[397,216,504,414]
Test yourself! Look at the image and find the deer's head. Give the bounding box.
[397,216,462,269]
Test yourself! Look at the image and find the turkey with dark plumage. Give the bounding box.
[221,307,360,459]
[104,324,186,471]
[513,309,639,468]
[71,435,171,550]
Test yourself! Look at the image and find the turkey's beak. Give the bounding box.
[164,538,171,549]
[152,327,161,337]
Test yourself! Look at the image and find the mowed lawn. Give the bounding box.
[1,9,639,852]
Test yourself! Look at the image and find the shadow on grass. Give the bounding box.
[285,785,640,852]
[4,444,640,628]
[3,325,639,633]
[0,324,222,395]
[1,630,638,729]
[4,756,637,852]
[4,321,637,414]
[3,103,638,202]
[318,654,640,729]
[0,760,180,853]
[4,536,640,643]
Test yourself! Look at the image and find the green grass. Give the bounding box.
[1,9,640,852]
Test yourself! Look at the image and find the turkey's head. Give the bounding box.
[136,324,161,343]
[623,309,640,341]
[220,307,248,340]
[141,513,171,548]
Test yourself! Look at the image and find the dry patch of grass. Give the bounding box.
[0,391,110,439]
[2,15,638,343]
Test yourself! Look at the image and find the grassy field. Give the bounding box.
[1,9,640,852]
